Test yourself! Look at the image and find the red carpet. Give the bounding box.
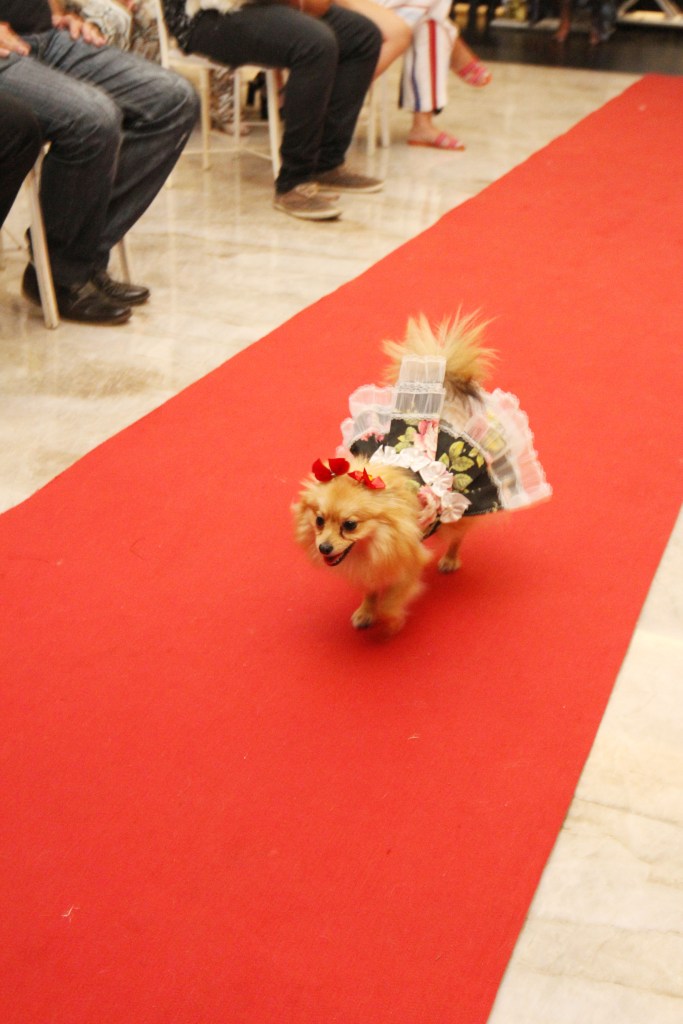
[1,76,682,1024]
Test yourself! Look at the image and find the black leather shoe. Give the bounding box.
[22,264,132,326]
[92,269,150,307]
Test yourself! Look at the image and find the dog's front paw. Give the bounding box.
[382,613,407,635]
[438,553,462,574]
[351,604,376,630]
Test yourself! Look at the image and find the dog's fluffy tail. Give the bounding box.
[383,312,495,398]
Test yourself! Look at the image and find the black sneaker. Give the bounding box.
[22,264,132,326]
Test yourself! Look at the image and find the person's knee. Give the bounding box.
[55,92,123,164]
[364,18,383,60]
[334,9,382,62]
[0,94,42,162]
[142,68,199,133]
[294,17,340,69]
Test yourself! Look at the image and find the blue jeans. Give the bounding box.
[0,30,199,285]
[188,5,381,194]
[0,93,42,228]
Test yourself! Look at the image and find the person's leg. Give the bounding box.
[188,6,340,194]
[450,34,491,85]
[314,5,381,174]
[33,29,198,272]
[394,0,454,112]
[0,32,197,284]
[401,15,458,146]
[554,0,572,41]
[0,53,135,323]
[0,92,42,228]
[190,5,380,184]
[589,0,616,43]
[336,0,411,79]
[0,44,124,286]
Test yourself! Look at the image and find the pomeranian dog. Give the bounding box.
[292,314,551,633]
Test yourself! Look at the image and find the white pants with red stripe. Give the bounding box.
[376,0,458,112]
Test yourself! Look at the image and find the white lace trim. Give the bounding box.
[448,389,553,510]
[339,356,552,518]
[368,446,471,523]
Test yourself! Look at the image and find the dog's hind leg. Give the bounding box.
[438,519,474,573]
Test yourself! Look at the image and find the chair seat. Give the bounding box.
[152,0,281,177]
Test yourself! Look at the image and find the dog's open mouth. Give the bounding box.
[323,544,354,567]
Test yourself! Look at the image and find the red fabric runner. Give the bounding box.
[1,76,681,1024]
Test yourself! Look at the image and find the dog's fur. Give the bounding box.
[292,314,494,634]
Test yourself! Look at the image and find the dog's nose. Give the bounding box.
[319,542,334,556]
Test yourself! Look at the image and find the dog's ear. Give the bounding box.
[291,487,318,544]
[292,478,318,515]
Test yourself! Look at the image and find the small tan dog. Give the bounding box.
[292,315,551,633]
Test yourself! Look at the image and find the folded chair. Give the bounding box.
[152,0,281,178]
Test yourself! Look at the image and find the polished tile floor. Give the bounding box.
[475,19,683,75]
[1,58,681,1023]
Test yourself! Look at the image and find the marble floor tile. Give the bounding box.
[1,60,680,1023]
[488,507,682,1024]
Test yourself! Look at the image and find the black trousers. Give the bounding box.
[189,5,381,194]
[0,92,42,228]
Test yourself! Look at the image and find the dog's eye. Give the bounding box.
[315,515,325,529]
[342,520,358,533]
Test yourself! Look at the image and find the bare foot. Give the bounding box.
[407,113,465,150]
[407,130,465,151]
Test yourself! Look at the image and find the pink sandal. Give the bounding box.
[456,59,492,88]
[407,132,465,152]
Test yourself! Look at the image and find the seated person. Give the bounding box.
[72,0,249,136]
[161,0,384,222]
[343,0,492,150]
[0,92,42,227]
[0,0,199,325]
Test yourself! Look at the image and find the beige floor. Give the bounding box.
[1,61,681,1023]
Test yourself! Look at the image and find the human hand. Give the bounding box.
[51,12,106,46]
[0,20,31,57]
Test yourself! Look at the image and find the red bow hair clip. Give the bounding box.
[312,457,351,481]
[348,468,385,490]
[312,459,385,490]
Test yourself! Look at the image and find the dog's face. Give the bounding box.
[294,473,382,567]
[292,465,427,586]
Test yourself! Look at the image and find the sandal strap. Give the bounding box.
[457,59,491,86]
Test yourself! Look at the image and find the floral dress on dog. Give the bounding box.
[339,355,552,537]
